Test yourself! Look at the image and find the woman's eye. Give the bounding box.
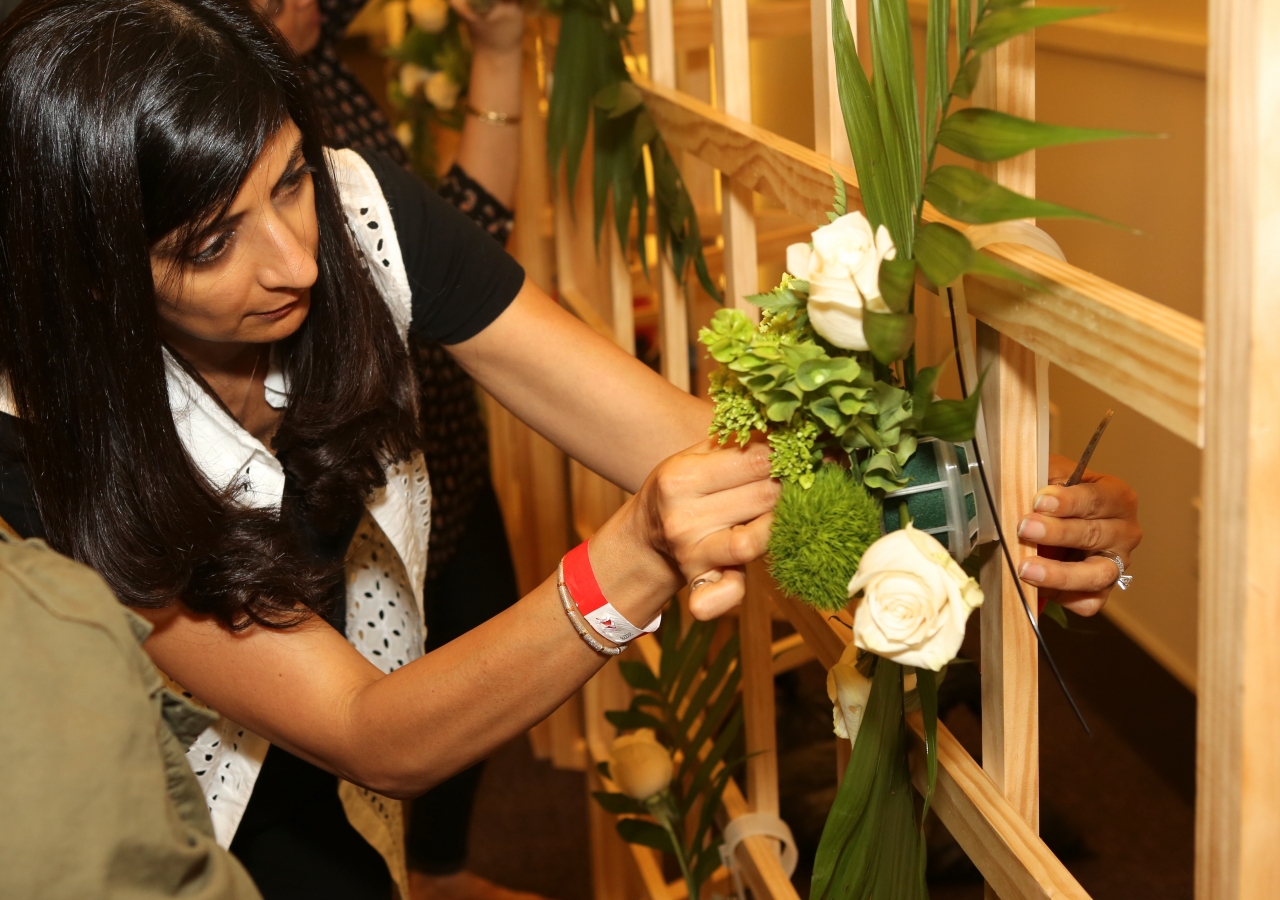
[278,164,316,196]
[191,231,233,265]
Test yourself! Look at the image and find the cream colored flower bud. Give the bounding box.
[384,1,408,47]
[826,642,872,744]
[395,121,414,149]
[410,0,450,33]
[425,71,461,111]
[849,524,983,671]
[610,729,674,801]
[399,63,431,98]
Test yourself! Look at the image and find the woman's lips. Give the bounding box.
[255,300,299,321]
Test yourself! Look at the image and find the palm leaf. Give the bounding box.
[956,0,972,57]
[868,0,921,253]
[937,107,1151,162]
[616,818,677,853]
[969,6,1105,54]
[923,0,949,156]
[831,0,893,233]
[924,165,1124,226]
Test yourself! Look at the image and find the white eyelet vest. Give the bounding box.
[0,148,431,853]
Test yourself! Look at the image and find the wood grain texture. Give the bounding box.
[712,0,759,309]
[643,0,691,392]
[973,35,1041,855]
[978,325,1041,837]
[905,713,1093,900]
[1196,1,1280,897]
[634,77,1205,445]
[741,562,780,815]
[810,0,853,167]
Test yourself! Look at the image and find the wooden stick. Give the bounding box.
[712,0,759,311]
[1196,1,1280,897]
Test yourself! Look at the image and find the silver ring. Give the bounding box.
[690,577,712,591]
[1093,551,1132,591]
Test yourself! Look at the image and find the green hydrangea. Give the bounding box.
[708,370,766,446]
[767,464,883,612]
[767,421,821,488]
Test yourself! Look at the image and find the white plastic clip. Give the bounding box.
[717,813,799,900]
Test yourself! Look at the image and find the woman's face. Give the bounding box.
[257,0,322,56]
[150,121,318,351]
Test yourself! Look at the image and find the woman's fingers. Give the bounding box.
[1031,474,1137,521]
[1016,512,1140,555]
[657,440,773,496]
[1018,552,1126,595]
[682,513,774,575]
[689,567,746,620]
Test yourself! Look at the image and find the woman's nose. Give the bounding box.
[257,209,318,292]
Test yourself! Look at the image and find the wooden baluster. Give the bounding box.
[1197,1,1280,897]
[972,14,1042,896]
[810,0,853,167]
[645,0,691,392]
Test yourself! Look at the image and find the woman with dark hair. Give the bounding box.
[0,0,773,897]
[254,2,541,897]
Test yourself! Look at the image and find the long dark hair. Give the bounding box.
[0,0,420,627]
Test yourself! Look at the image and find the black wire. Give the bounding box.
[946,289,1091,736]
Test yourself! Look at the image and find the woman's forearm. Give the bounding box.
[455,45,522,207]
[450,280,714,494]
[138,440,779,800]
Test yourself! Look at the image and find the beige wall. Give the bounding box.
[740,2,1207,687]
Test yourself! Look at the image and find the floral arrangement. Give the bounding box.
[592,602,744,900]
[541,0,718,300]
[383,0,472,182]
[698,0,1140,896]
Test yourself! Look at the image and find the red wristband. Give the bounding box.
[562,541,662,644]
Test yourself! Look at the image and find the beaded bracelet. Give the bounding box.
[557,560,623,657]
[467,104,521,126]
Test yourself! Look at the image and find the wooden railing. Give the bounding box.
[505,2,1280,899]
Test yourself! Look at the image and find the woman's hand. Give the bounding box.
[1014,454,1142,616]
[449,0,524,57]
[592,439,779,626]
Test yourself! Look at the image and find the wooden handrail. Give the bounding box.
[633,75,1205,447]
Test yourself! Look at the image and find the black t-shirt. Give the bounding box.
[0,147,525,540]
[355,148,525,345]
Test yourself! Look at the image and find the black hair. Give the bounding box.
[0,0,420,627]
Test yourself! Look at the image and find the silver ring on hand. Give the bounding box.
[1092,551,1132,591]
[690,577,711,591]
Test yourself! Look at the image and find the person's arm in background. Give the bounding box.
[449,0,523,207]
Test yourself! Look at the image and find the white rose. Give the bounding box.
[826,641,872,744]
[849,523,983,671]
[425,71,461,111]
[787,212,896,351]
[384,0,408,47]
[610,729,674,801]
[399,63,431,98]
[409,0,449,33]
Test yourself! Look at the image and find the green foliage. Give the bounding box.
[767,465,882,612]
[596,601,745,900]
[698,302,928,490]
[937,108,1152,164]
[811,659,929,900]
[544,0,718,300]
[925,165,1122,227]
[1043,599,1070,629]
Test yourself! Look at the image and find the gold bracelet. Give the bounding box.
[467,104,521,126]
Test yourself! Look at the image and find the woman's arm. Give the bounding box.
[450,0,523,207]
[140,438,776,799]
[448,279,713,494]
